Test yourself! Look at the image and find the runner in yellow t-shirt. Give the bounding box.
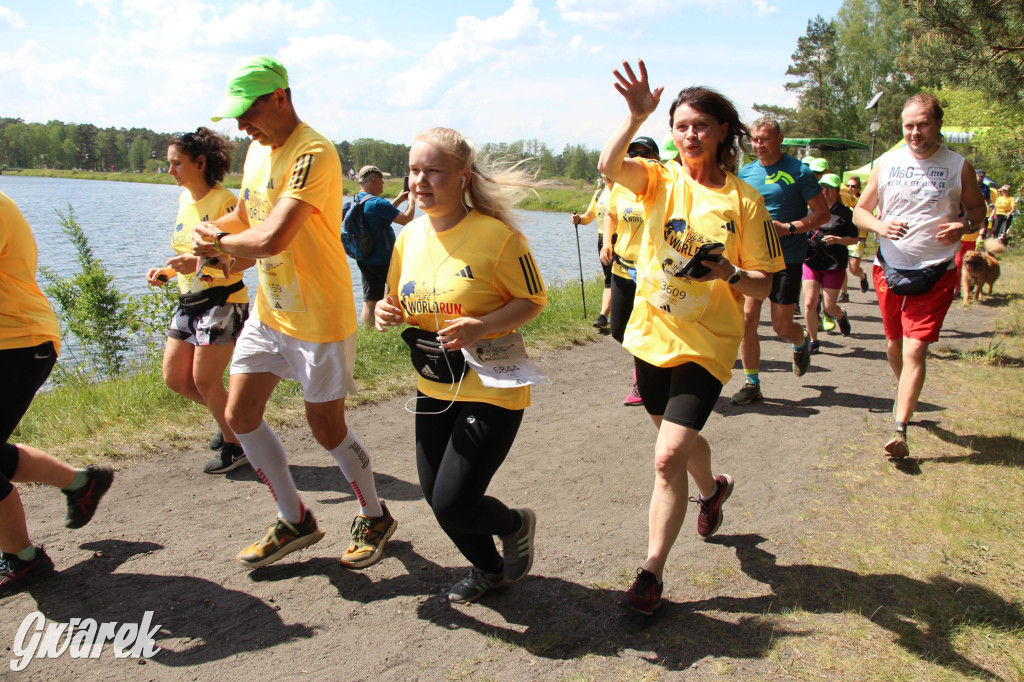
[992,185,1016,243]
[602,136,660,406]
[572,180,614,331]
[376,127,546,605]
[598,61,782,616]
[194,55,395,571]
[1,191,114,597]
[145,127,252,476]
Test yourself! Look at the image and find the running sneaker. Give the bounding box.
[837,292,850,303]
[209,430,224,450]
[623,381,643,406]
[236,510,326,569]
[63,464,114,529]
[793,331,811,377]
[821,313,837,332]
[731,381,763,405]
[500,508,536,583]
[809,340,820,354]
[860,276,869,294]
[838,309,851,336]
[619,568,663,615]
[693,473,734,538]
[884,428,910,459]
[203,443,249,474]
[340,501,397,569]
[592,314,610,334]
[0,548,54,598]
[448,568,509,604]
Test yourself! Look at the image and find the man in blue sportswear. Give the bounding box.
[732,117,830,405]
[353,165,415,326]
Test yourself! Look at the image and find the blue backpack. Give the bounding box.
[341,194,376,260]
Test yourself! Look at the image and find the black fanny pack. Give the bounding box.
[401,326,469,383]
[877,251,950,297]
[178,280,245,316]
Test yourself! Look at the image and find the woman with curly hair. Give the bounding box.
[146,127,254,474]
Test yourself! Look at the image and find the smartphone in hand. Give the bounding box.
[403,175,409,192]
[678,242,724,279]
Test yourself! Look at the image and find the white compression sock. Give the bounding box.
[235,421,305,524]
[328,430,383,518]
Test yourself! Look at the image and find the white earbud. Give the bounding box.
[460,176,466,190]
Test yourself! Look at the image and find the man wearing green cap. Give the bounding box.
[194,55,396,571]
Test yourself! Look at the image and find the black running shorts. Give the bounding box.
[634,358,723,431]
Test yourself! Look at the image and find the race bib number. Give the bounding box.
[462,332,550,388]
[177,270,207,295]
[259,251,306,312]
[639,238,716,321]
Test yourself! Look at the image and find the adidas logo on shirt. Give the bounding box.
[454,266,474,279]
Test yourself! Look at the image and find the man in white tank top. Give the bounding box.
[853,93,986,460]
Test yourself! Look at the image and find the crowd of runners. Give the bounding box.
[1,55,1016,616]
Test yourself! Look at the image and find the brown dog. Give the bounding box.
[962,250,1000,306]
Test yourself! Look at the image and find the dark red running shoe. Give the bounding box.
[63,464,114,529]
[694,474,734,538]
[0,547,54,598]
[619,568,663,615]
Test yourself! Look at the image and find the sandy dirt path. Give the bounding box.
[3,291,999,680]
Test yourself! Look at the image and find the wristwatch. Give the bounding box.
[727,265,743,285]
[213,231,231,253]
[787,222,796,235]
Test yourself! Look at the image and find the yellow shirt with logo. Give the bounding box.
[0,191,61,353]
[994,195,1016,216]
[594,186,612,235]
[387,211,547,410]
[608,182,646,279]
[241,123,354,342]
[623,161,783,385]
[171,186,247,304]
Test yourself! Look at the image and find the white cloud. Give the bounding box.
[556,0,678,31]
[751,0,779,16]
[386,0,552,108]
[279,33,402,71]
[568,34,602,55]
[0,5,25,29]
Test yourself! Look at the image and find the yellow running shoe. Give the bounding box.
[340,501,397,569]
[236,510,325,569]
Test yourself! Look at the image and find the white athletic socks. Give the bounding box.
[328,430,383,518]
[235,421,305,524]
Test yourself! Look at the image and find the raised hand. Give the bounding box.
[612,59,663,121]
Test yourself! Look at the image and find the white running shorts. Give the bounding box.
[230,315,358,403]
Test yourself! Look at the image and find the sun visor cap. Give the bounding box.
[211,56,289,121]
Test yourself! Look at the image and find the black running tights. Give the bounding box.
[415,395,523,574]
[1,342,57,501]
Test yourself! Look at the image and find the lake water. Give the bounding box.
[0,175,602,303]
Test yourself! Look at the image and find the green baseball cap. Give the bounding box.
[819,173,841,188]
[809,157,829,173]
[801,155,815,166]
[660,131,679,161]
[211,56,289,121]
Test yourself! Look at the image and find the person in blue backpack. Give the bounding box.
[352,165,416,325]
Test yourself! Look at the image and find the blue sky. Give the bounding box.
[1,0,845,149]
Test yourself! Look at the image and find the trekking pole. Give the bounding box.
[573,217,588,319]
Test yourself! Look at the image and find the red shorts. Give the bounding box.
[873,264,956,342]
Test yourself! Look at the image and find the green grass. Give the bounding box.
[767,247,1024,679]
[13,276,606,463]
